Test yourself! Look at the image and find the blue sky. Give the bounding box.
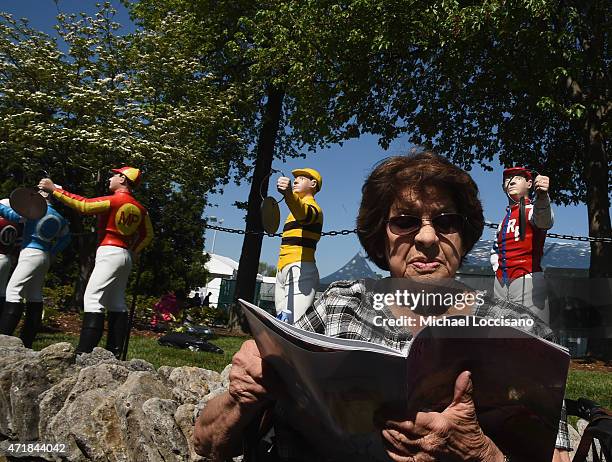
[207,136,593,276]
[3,0,600,277]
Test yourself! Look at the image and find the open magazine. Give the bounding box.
[239,299,571,462]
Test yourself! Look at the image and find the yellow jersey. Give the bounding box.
[277,193,323,271]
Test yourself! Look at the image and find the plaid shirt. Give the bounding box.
[270,279,571,460]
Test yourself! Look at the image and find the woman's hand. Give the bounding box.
[228,339,278,408]
[376,371,504,462]
[194,339,280,460]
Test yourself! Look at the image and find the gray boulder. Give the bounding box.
[114,371,174,462]
[0,337,233,461]
[5,342,76,440]
[175,403,207,461]
[165,367,219,405]
[45,363,132,461]
[143,398,190,460]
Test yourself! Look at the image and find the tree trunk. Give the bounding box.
[583,113,612,359]
[230,86,284,333]
[583,115,612,278]
[69,213,97,311]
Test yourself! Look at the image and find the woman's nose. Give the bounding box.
[414,222,438,247]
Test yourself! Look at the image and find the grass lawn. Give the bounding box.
[566,370,612,410]
[32,332,246,372]
[32,332,612,411]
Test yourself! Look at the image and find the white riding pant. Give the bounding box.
[84,246,132,313]
[274,262,319,324]
[494,271,549,325]
[5,248,50,303]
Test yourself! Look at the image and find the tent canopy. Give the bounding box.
[204,253,239,277]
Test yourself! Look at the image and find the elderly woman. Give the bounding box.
[194,152,571,462]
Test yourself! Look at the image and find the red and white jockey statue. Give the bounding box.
[490,167,553,324]
[39,167,153,357]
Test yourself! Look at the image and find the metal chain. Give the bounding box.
[484,221,612,243]
[321,229,357,236]
[205,222,612,243]
[205,224,283,238]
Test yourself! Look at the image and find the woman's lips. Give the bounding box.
[410,261,441,272]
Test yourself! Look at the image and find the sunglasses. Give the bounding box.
[387,213,467,236]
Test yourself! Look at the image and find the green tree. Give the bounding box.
[251,0,611,277]
[127,0,397,330]
[258,261,276,277]
[277,0,610,276]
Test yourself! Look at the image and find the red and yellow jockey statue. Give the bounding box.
[39,166,153,357]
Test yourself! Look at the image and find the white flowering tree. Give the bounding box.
[0,3,251,302]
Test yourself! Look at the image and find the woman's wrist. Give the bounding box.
[477,436,506,462]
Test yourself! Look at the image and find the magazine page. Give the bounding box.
[239,299,404,356]
[242,302,405,457]
[405,318,571,462]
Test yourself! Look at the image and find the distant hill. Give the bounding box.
[319,239,592,287]
[465,239,590,270]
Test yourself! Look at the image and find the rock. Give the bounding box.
[0,334,24,348]
[576,418,589,435]
[0,352,35,438]
[208,386,227,402]
[45,363,131,461]
[38,342,77,382]
[0,337,36,436]
[114,371,173,461]
[220,363,232,388]
[83,392,129,461]
[38,374,79,442]
[166,367,217,405]
[39,342,75,361]
[142,398,189,460]
[569,419,602,462]
[75,347,117,368]
[1,339,231,462]
[193,385,228,426]
[125,358,156,373]
[175,403,207,461]
[158,365,174,383]
[6,342,76,440]
[75,347,155,374]
[568,424,582,460]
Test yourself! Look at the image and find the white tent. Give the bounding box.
[191,253,240,307]
[192,253,271,307]
[205,253,239,277]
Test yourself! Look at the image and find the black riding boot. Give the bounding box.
[0,297,5,318]
[106,311,129,359]
[20,301,43,348]
[76,312,105,354]
[0,301,24,336]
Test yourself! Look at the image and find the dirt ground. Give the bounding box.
[46,311,612,372]
[45,310,160,339]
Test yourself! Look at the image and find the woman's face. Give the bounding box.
[385,185,464,280]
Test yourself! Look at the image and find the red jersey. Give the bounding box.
[490,199,547,283]
[0,217,19,255]
[53,189,153,253]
